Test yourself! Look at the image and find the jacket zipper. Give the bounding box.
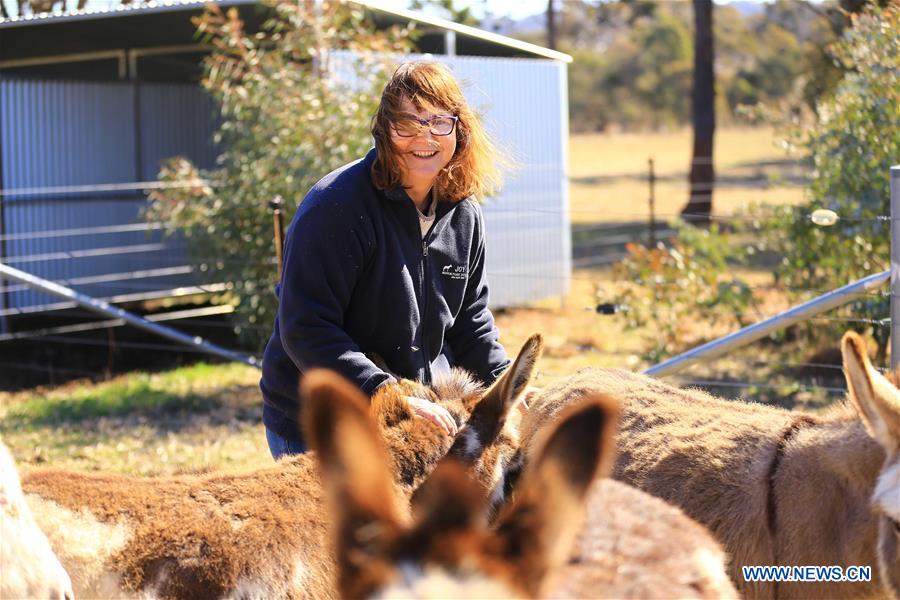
[420,235,432,385]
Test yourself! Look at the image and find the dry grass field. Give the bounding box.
[0,126,822,475]
[569,126,806,225]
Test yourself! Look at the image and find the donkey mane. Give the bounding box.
[764,414,818,543]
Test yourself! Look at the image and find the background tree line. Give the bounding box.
[517,0,881,132]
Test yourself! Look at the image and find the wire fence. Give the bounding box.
[0,158,890,405]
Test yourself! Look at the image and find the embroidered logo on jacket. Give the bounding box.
[441,264,469,280]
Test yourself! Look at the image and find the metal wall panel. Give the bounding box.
[419,55,570,308]
[0,79,217,312]
[139,82,219,178]
[136,82,219,298]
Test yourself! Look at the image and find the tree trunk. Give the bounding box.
[681,0,715,227]
[0,0,9,18]
[546,0,557,50]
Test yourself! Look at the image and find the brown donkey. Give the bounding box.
[516,388,738,599]
[531,331,899,599]
[304,367,616,598]
[309,365,737,598]
[18,335,542,599]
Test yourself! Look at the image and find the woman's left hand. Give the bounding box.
[404,396,459,436]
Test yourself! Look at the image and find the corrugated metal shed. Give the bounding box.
[435,55,570,308]
[0,1,570,324]
[0,79,218,314]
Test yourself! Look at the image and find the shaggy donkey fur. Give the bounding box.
[529,331,899,600]
[515,392,737,599]
[304,367,615,599]
[18,335,542,600]
[0,439,73,600]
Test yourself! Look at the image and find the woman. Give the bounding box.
[260,60,511,458]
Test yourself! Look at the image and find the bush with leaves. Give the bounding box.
[758,5,898,361]
[609,222,759,363]
[613,6,897,364]
[147,1,410,350]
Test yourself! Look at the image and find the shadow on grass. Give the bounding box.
[2,380,260,432]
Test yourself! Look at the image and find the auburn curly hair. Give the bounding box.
[370,61,505,202]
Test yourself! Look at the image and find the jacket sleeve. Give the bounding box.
[445,203,510,384]
[277,191,392,396]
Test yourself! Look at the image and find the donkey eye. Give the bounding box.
[886,517,900,535]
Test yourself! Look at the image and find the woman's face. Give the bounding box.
[390,97,457,192]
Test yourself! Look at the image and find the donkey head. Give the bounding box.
[366,334,543,498]
[302,367,616,599]
[842,331,900,599]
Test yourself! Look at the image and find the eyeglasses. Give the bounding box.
[391,115,459,137]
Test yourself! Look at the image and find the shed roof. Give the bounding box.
[0,0,572,68]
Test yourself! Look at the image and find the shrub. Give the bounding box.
[762,5,898,359]
[147,1,410,349]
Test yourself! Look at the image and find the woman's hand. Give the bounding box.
[404,396,459,436]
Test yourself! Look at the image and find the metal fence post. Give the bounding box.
[270,195,286,283]
[891,165,900,370]
[648,157,657,247]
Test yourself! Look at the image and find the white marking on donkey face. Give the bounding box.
[874,461,900,522]
[487,455,507,510]
[374,562,518,600]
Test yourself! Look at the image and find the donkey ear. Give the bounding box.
[450,335,544,461]
[493,333,543,408]
[490,393,619,597]
[841,332,900,451]
[300,370,404,597]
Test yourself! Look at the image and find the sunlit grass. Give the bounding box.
[568,126,807,225]
[0,362,267,475]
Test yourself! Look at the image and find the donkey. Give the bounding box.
[531,331,899,599]
[303,367,617,598]
[0,439,74,600]
[514,387,738,599]
[18,335,542,599]
[307,364,737,598]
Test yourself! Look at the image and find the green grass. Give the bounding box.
[2,362,258,427]
[4,382,217,428]
[0,362,270,475]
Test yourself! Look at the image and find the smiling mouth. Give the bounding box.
[410,150,438,158]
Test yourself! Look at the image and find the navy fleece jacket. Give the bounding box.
[260,148,510,442]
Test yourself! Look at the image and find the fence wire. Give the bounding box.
[0,174,891,399]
